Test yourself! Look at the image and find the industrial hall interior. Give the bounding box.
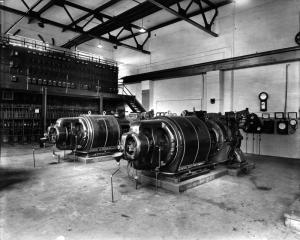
[0,0,300,239]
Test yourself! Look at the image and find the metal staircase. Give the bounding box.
[118,81,146,113]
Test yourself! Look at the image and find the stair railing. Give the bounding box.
[118,80,145,112]
[118,80,134,96]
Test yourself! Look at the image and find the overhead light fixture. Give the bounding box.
[234,0,249,4]
[13,29,21,36]
[139,18,146,33]
[97,40,103,48]
[38,22,45,28]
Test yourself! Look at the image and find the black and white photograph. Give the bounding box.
[0,0,300,239]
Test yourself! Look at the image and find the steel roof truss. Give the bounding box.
[63,0,122,32]
[0,5,150,54]
[21,0,30,10]
[195,0,218,31]
[147,0,218,37]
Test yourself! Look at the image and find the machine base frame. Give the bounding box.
[139,162,255,193]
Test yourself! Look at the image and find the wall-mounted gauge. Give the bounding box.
[258,92,268,111]
[289,119,297,127]
[277,120,289,135]
[275,112,284,119]
[295,32,300,46]
[261,113,275,134]
[288,112,298,134]
[243,113,263,133]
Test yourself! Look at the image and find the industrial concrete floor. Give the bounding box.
[0,144,300,240]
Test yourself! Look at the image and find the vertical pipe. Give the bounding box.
[0,0,3,34]
[284,64,290,115]
[230,1,236,112]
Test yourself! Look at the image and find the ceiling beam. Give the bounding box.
[146,0,218,37]
[118,0,232,42]
[0,5,150,54]
[5,0,44,34]
[61,0,183,49]
[122,46,300,83]
[36,0,56,14]
[62,0,122,31]
[28,0,56,23]
[59,0,142,32]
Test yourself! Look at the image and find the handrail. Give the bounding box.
[118,83,134,96]
[0,34,118,67]
[123,84,134,96]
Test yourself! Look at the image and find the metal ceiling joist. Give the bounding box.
[61,0,183,49]
[20,0,30,10]
[27,0,56,23]
[4,0,44,34]
[0,5,150,54]
[122,46,300,83]
[146,0,218,37]
[62,0,122,32]
[58,1,142,32]
[118,0,232,42]
[36,0,56,14]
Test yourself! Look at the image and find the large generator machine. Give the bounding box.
[118,109,250,176]
[46,114,130,156]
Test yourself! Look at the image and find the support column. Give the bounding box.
[230,70,235,111]
[219,70,225,113]
[141,80,152,111]
[201,74,207,111]
[42,87,47,133]
[0,1,3,34]
[99,93,103,114]
[149,80,154,111]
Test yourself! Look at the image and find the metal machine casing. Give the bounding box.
[48,115,123,152]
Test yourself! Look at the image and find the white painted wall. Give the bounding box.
[122,0,300,159]
[153,75,204,114]
[233,63,300,158]
[119,0,300,73]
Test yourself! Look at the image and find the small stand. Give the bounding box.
[258,133,261,155]
[32,148,36,168]
[111,162,120,203]
[134,169,138,190]
[154,147,162,192]
[73,136,78,165]
[245,133,248,153]
[52,145,61,164]
[252,133,255,154]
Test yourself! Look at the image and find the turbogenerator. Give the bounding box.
[118,109,250,175]
[46,114,130,155]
